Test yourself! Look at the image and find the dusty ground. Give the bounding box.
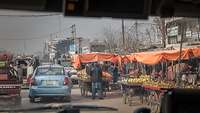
[3,85,147,113]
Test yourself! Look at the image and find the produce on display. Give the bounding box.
[121,74,175,89]
[77,69,90,82]
[78,69,112,82]
[102,71,112,81]
[121,75,151,85]
[143,80,175,89]
[185,85,196,89]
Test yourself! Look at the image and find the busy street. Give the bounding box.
[0,1,200,113]
[19,86,143,113]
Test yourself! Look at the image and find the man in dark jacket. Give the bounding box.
[91,63,103,99]
[112,64,119,83]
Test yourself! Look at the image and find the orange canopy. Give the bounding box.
[192,48,200,57]
[72,54,81,69]
[72,48,200,68]
[133,51,165,65]
[129,48,200,65]
[72,52,118,68]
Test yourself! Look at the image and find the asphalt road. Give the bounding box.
[6,86,146,113]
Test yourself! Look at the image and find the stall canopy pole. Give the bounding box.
[178,22,184,85]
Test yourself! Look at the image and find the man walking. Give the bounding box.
[91,63,103,99]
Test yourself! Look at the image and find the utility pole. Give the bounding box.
[135,20,139,52]
[23,39,26,55]
[71,24,77,53]
[58,15,62,34]
[122,19,125,51]
[198,18,200,41]
[78,37,82,53]
[71,24,76,40]
[135,20,138,41]
[178,22,184,86]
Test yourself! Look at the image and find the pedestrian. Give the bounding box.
[108,63,114,75]
[86,64,90,76]
[8,62,18,80]
[112,64,119,83]
[17,64,23,83]
[27,63,34,83]
[91,63,103,99]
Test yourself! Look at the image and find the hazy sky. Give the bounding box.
[0,10,151,54]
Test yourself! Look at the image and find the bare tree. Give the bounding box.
[145,28,152,45]
[153,17,166,48]
[102,27,118,52]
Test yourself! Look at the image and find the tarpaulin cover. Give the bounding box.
[72,54,81,69]
[129,48,200,65]
[133,51,165,65]
[192,48,200,57]
[72,52,118,68]
[72,48,200,68]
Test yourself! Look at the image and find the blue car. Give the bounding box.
[29,64,72,103]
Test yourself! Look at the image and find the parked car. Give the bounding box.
[29,64,72,103]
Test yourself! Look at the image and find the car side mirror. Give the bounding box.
[133,107,151,113]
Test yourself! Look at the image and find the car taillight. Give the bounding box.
[30,78,36,86]
[64,77,69,85]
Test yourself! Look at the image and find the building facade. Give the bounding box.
[165,17,200,49]
[90,40,106,52]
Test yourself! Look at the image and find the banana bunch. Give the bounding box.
[159,81,175,88]
[77,69,86,75]
[79,75,90,81]
[143,80,175,89]
[121,75,151,85]
[78,69,90,81]
[185,85,195,89]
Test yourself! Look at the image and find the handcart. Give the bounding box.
[142,85,172,113]
[79,79,109,97]
[121,83,143,106]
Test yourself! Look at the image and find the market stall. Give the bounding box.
[73,52,119,97]
[77,68,112,97]
[119,47,200,112]
[120,74,149,106]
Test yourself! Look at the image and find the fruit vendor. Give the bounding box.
[108,63,119,83]
[91,63,103,99]
[112,64,119,83]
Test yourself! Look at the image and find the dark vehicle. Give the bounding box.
[14,56,34,88]
[0,52,21,105]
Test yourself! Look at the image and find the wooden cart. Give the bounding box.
[121,83,144,106]
[79,79,109,97]
[142,85,171,113]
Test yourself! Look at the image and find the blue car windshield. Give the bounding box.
[36,67,64,75]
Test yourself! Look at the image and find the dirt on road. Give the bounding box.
[71,88,146,113]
